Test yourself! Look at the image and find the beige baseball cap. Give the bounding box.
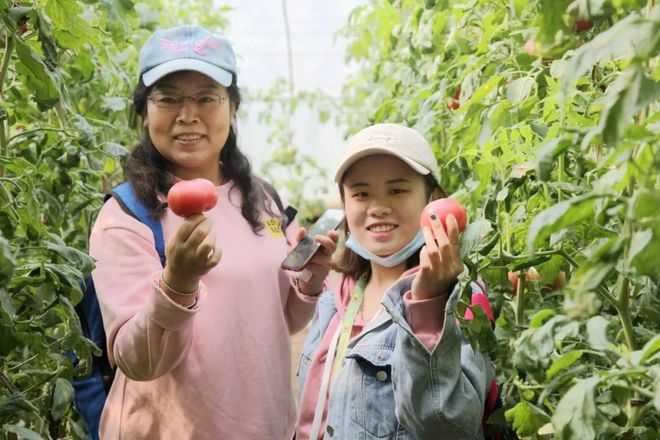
[334,123,440,183]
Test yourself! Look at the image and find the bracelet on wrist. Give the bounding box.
[160,272,199,297]
[293,276,321,297]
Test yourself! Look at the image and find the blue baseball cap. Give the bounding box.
[138,25,236,87]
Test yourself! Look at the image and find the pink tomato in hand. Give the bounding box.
[167,178,218,217]
[420,198,468,233]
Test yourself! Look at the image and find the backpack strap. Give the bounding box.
[106,182,166,266]
[258,178,297,230]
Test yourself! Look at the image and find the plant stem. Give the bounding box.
[617,277,636,351]
[557,154,564,202]
[7,127,72,145]
[0,34,15,98]
[0,35,15,178]
[617,177,637,353]
[515,270,525,326]
[0,370,19,393]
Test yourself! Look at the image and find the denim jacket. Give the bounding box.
[297,275,495,440]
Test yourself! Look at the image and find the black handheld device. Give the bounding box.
[280,208,344,271]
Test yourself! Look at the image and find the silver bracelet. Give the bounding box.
[160,272,199,297]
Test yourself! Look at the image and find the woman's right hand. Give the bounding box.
[162,214,222,296]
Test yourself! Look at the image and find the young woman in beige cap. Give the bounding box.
[294,123,495,440]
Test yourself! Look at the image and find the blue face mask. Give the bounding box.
[345,230,425,268]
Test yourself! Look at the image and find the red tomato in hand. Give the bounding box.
[167,178,218,217]
[420,198,468,233]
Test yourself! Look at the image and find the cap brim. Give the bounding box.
[142,59,233,87]
[334,146,431,183]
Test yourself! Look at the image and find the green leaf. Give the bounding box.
[639,335,660,365]
[44,0,100,48]
[628,228,660,278]
[653,366,660,410]
[513,317,568,373]
[527,195,602,252]
[586,316,610,351]
[505,401,551,437]
[599,68,653,146]
[459,219,492,258]
[536,255,563,286]
[561,10,656,93]
[530,309,556,329]
[102,142,131,158]
[506,77,535,105]
[13,39,60,110]
[44,236,93,275]
[0,393,38,418]
[536,0,573,47]
[571,261,615,293]
[2,424,43,440]
[50,377,74,421]
[536,136,574,181]
[552,377,600,440]
[0,234,15,285]
[457,74,503,112]
[630,188,660,220]
[547,350,584,379]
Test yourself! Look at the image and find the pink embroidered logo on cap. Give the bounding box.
[194,36,219,56]
[160,37,220,56]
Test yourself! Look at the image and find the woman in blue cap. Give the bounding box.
[88,25,337,439]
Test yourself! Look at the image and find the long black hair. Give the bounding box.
[124,74,275,233]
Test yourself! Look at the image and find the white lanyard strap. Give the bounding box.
[309,324,341,440]
[309,275,369,440]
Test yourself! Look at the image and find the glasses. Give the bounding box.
[148,93,229,110]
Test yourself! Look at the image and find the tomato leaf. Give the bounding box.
[13,39,60,110]
[505,401,551,437]
[2,424,43,440]
[547,350,584,379]
[530,309,556,329]
[586,316,611,351]
[50,377,74,421]
[639,335,660,366]
[552,377,600,440]
[527,195,601,252]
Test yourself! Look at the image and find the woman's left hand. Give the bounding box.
[411,213,464,300]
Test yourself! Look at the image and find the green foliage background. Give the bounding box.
[0,0,658,439]
[0,0,229,437]
[335,0,659,438]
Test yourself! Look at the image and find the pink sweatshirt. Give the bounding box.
[89,182,315,440]
[296,268,450,440]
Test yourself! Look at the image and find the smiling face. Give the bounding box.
[342,155,429,258]
[144,70,235,184]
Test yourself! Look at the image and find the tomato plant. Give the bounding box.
[0,1,231,438]
[167,178,218,217]
[420,198,468,232]
[337,0,659,438]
